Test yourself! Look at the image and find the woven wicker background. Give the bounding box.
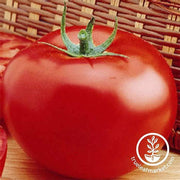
[0,0,180,150]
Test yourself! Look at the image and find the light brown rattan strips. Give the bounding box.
[118,23,163,39]
[49,0,82,10]
[42,6,83,22]
[150,0,180,16]
[68,9,94,21]
[149,4,170,15]
[18,4,53,18]
[41,16,81,28]
[0,4,28,16]
[15,28,41,39]
[99,0,139,5]
[98,1,166,18]
[40,16,72,28]
[65,12,83,24]
[48,0,67,5]
[149,42,162,50]
[0,17,26,30]
[150,0,180,7]
[41,6,63,16]
[170,0,180,5]
[117,13,166,28]
[121,0,140,4]
[0,0,6,3]
[0,12,4,18]
[161,51,180,60]
[143,36,180,49]
[41,3,81,18]
[17,19,51,32]
[18,15,52,29]
[98,0,110,4]
[97,0,109,3]
[93,11,163,39]
[120,1,167,18]
[0,28,21,35]
[147,16,180,27]
[153,7,180,17]
[38,30,49,37]
[94,11,134,27]
[13,0,30,6]
[68,8,105,24]
[65,18,85,26]
[70,0,108,13]
[50,0,101,12]
[96,2,137,16]
[144,25,180,38]
[27,0,56,8]
[94,21,109,27]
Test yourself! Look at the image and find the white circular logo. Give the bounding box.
[136,133,169,166]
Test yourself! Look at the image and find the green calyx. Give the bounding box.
[40,2,128,58]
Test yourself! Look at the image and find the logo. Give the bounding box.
[131,132,174,173]
[136,133,169,166]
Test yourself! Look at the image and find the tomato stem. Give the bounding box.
[78,29,89,55]
[39,2,128,58]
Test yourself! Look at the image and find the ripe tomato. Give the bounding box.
[0,126,7,176]
[0,32,32,119]
[2,24,177,179]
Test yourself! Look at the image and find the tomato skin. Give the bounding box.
[0,32,32,120]
[3,26,177,179]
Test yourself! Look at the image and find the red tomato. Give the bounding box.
[0,126,7,176]
[0,32,32,119]
[2,26,177,179]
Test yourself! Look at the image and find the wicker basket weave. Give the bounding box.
[0,0,180,151]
